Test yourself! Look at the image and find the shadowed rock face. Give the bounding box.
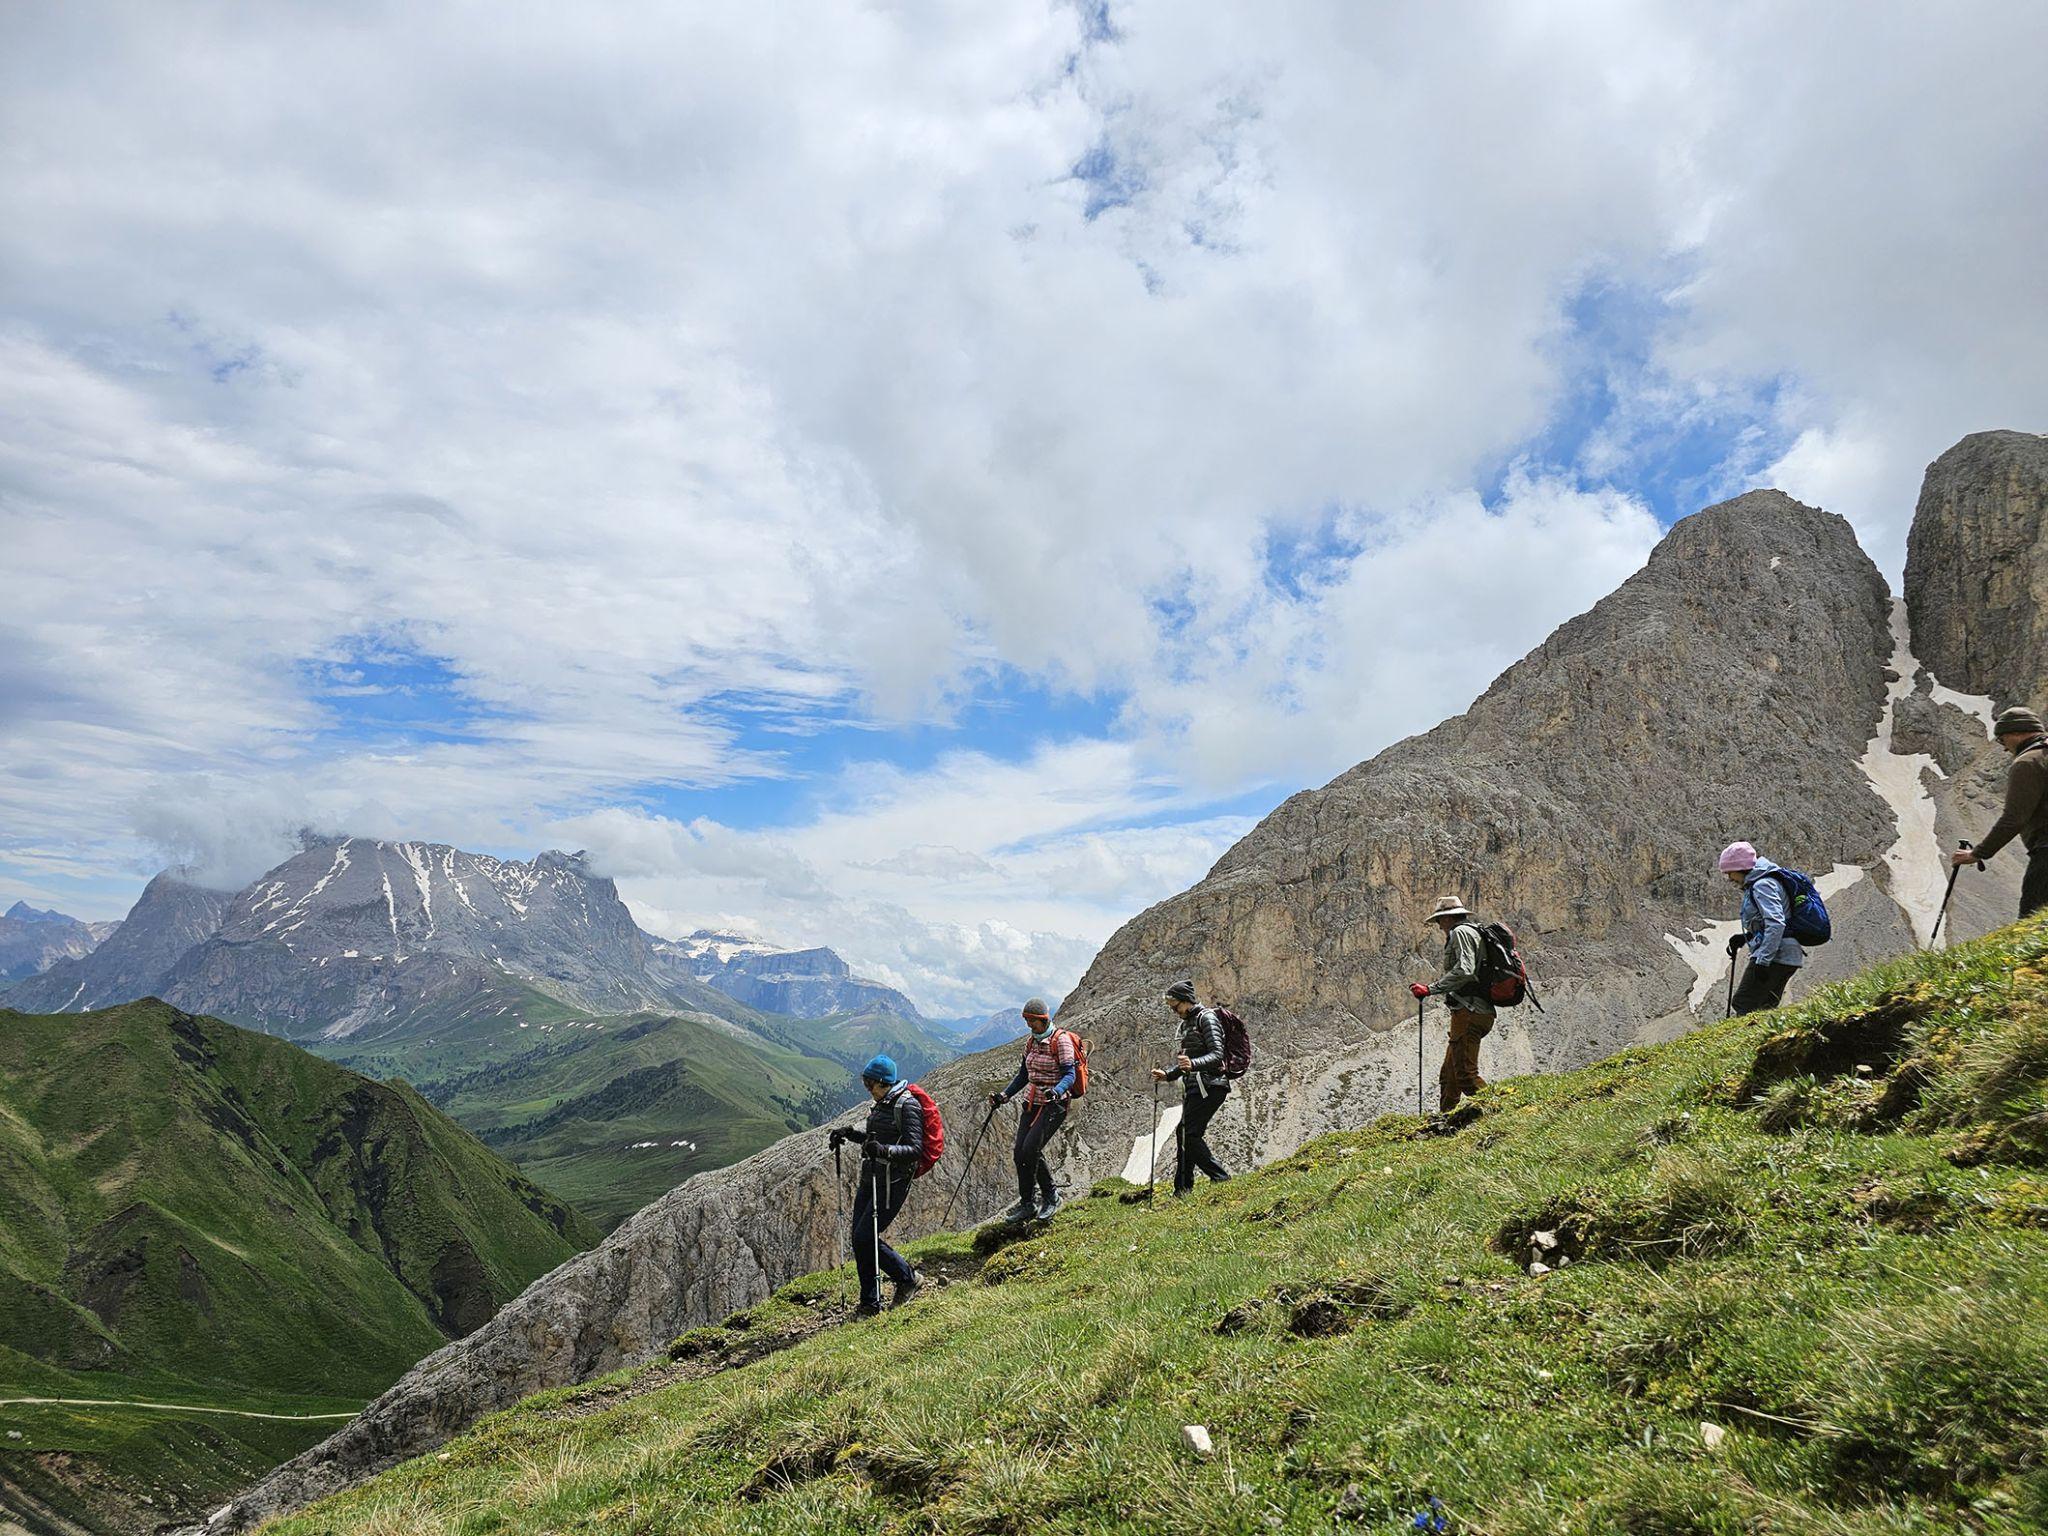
[211,486,1937,1533]
[1905,430,2048,710]
[1905,429,2048,937]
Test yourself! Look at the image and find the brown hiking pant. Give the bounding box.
[1440,1009,1493,1112]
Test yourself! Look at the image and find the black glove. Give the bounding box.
[861,1139,884,1163]
[1726,932,1746,957]
[827,1127,847,1150]
[987,1090,1006,1109]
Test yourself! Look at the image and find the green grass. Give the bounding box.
[0,999,602,1528]
[267,917,2048,1535]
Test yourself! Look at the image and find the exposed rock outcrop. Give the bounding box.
[1904,429,2048,940]
[213,486,1947,1531]
[1905,430,2048,709]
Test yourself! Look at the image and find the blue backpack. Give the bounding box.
[1747,866,1833,946]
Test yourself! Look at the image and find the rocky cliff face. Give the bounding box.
[216,484,1971,1531]
[5,873,230,1011]
[1905,430,2048,709]
[1902,429,2048,940]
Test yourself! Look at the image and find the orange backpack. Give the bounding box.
[1060,1029,1091,1098]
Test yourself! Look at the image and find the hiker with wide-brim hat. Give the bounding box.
[1150,980,1231,1195]
[1717,842,1806,1015]
[828,1054,925,1316]
[988,998,1076,1222]
[1409,896,1495,1111]
[1951,706,2048,921]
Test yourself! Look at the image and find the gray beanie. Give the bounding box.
[1994,705,2044,737]
[1021,997,1051,1020]
[1163,980,1198,1004]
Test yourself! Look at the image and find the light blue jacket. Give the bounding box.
[1740,858,1806,969]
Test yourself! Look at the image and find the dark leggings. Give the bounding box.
[1175,1084,1230,1193]
[851,1163,912,1308]
[2021,850,2047,920]
[1012,1099,1067,1204]
[1732,960,1799,1016]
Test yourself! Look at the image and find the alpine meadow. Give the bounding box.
[3,5,2047,1535]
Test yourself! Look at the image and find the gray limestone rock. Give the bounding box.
[1904,429,2048,709]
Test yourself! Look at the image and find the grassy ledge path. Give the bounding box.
[0,1396,360,1422]
[268,918,2048,1536]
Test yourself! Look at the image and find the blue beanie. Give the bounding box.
[861,1054,899,1085]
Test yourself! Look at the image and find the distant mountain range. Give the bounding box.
[0,840,972,1229]
[0,899,120,982]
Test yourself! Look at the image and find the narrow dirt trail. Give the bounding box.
[0,1396,359,1422]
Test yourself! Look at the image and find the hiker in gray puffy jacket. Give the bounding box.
[1151,980,1230,1194]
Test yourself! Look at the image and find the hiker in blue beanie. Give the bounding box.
[828,1054,926,1315]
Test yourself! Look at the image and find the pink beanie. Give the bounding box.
[1718,841,1758,872]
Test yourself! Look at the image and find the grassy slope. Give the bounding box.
[412,1012,857,1230]
[0,1000,599,1529]
[272,917,2048,1536]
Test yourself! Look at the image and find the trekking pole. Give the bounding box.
[869,1161,883,1298]
[832,1136,846,1265]
[1415,993,1425,1117]
[1724,958,1737,1021]
[939,1102,997,1230]
[1146,1076,1162,1202]
[1928,841,1982,949]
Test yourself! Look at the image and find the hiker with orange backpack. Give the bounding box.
[1152,980,1232,1195]
[988,997,1078,1223]
[829,1054,938,1316]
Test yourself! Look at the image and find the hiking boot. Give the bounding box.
[1002,1200,1035,1223]
[1035,1193,1063,1221]
[852,1299,884,1319]
[891,1274,922,1308]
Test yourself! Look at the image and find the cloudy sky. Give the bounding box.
[4,2,2044,1015]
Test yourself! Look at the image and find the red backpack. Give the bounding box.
[901,1083,945,1177]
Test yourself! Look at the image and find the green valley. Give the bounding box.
[271,917,2048,1535]
[402,1011,859,1230]
[0,1001,599,1534]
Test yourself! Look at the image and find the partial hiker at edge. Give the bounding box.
[988,997,1076,1223]
[1152,980,1231,1195]
[827,1054,938,1316]
[1410,895,1495,1112]
[1951,705,2048,920]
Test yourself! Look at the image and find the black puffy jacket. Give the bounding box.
[840,1083,925,1176]
[1165,1007,1228,1093]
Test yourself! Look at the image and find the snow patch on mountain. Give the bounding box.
[1861,600,1947,945]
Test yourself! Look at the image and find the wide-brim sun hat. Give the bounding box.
[1425,896,1471,923]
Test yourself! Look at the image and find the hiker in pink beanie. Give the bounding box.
[1717,841,1804,1014]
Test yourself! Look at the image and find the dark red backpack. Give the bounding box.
[1215,1007,1253,1079]
[1473,921,1543,1011]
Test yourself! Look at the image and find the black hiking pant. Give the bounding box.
[1174,1082,1229,1194]
[852,1161,913,1308]
[1013,1098,1067,1207]
[1732,960,1799,1016]
[2021,849,2047,921]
